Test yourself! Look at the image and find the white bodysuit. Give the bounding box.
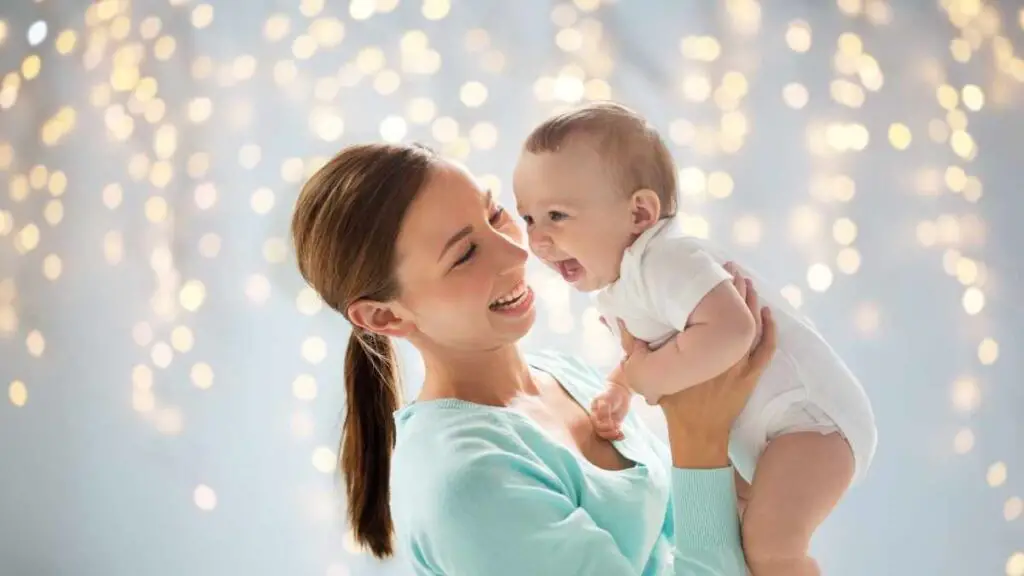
[596,219,877,483]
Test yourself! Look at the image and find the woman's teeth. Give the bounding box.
[490,282,527,309]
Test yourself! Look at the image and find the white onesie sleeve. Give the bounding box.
[640,237,733,330]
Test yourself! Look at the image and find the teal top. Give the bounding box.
[390,350,746,575]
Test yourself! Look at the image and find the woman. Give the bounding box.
[291,143,776,575]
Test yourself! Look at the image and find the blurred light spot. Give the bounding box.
[978,337,999,365]
[191,362,214,389]
[25,330,45,357]
[832,218,857,245]
[133,323,153,347]
[43,254,62,280]
[194,485,217,511]
[293,374,318,400]
[151,341,173,369]
[407,98,437,124]
[9,380,27,407]
[246,274,271,304]
[952,377,980,413]
[786,21,812,53]
[292,412,315,438]
[251,187,275,214]
[263,238,288,264]
[953,428,974,454]
[962,84,984,111]
[783,82,809,109]
[145,196,168,223]
[460,81,488,107]
[102,183,123,209]
[732,216,761,246]
[780,285,803,309]
[1010,553,1024,576]
[29,22,50,47]
[297,288,324,316]
[302,337,327,364]
[682,74,711,102]
[836,248,861,274]
[132,365,153,390]
[962,287,985,315]
[431,117,458,143]
[180,280,207,312]
[1005,497,1023,522]
[171,326,194,353]
[988,462,1008,487]
[155,407,183,435]
[198,234,221,258]
[312,446,336,473]
[854,302,879,335]
[422,0,451,20]
[937,84,958,110]
[669,119,695,145]
[807,264,833,292]
[373,69,400,94]
[789,205,821,242]
[680,36,721,61]
[888,123,911,150]
[380,116,408,143]
[469,122,499,150]
[191,4,214,28]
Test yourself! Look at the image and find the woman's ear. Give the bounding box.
[347,300,415,338]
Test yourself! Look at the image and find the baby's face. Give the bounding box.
[513,143,637,292]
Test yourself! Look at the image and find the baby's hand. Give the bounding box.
[590,382,631,441]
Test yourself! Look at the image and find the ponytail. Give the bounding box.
[341,328,401,558]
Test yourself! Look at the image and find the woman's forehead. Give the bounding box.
[395,163,487,259]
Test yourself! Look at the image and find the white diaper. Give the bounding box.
[769,399,841,438]
[727,349,877,485]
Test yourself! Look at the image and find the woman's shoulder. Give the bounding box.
[391,402,534,492]
[525,349,609,397]
[390,403,560,537]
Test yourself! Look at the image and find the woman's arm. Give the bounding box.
[422,452,642,575]
[423,452,752,576]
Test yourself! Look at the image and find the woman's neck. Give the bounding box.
[418,344,538,407]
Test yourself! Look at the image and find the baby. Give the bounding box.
[513,102,877,576]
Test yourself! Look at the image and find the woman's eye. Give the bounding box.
[489,207,506,225]
[454,244,476,267]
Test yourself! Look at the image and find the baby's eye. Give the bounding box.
[548,211,567,222]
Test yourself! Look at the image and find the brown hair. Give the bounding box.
[291,143,437,558]
[523,101,678,216]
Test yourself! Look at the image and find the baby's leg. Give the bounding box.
[741,432,854,576]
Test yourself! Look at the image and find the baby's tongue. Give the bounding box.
[558,259,583,281]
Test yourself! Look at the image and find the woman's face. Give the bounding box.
[390,160,536,352]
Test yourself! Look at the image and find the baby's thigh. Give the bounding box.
[741,432,854,558]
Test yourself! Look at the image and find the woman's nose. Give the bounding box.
[494,230,529,272]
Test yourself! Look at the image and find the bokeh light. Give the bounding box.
[0,2,1020,575]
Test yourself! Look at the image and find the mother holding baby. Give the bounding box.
[291,117,782,573]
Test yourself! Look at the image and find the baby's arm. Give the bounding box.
[644,280,757,392]
[640,241,758,395]
[590,365,632,440]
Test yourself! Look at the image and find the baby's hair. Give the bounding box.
[523,101,677,217]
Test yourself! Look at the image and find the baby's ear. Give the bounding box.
[629,189,661,230]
